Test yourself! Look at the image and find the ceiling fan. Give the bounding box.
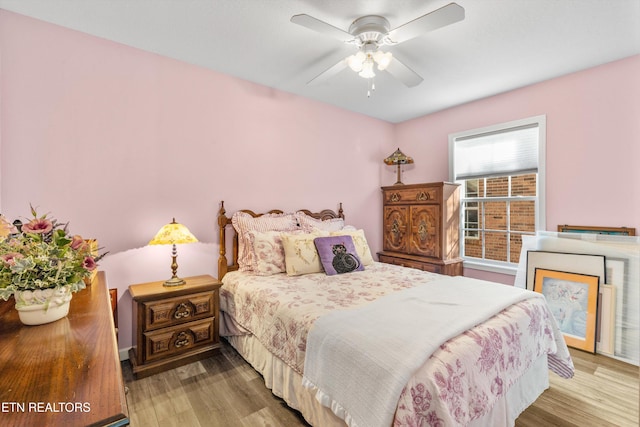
[291,3,465,93]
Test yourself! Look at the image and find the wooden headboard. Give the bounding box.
[217,201,344,281]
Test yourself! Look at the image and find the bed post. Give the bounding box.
[218,201,228,281]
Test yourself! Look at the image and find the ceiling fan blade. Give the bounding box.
[385,57,423,87]
[307,59,348,85]
[291,14,354,43]
[387,2,464,44]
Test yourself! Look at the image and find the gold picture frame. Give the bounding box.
[534,268,600,353]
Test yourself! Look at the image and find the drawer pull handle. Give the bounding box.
[175,332,189,348]
[416,191,430,201]
[174,303,192,319]
[390,193,400,202]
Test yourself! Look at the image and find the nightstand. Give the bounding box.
[128,274,221,379]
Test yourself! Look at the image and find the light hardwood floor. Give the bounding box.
[123,340,639,427]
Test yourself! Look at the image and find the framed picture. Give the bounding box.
[605,258,627,355]
[534,268,600,353]
[525,251,605,291]
[597,284,615,355]
[557,225,635,236]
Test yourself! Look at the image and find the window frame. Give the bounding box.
[448,115,546,275]
[463,180,479,239]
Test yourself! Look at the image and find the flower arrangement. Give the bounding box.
[0,206,105,303]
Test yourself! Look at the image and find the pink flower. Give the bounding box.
[71,235,85,250]
[1,252,24,265]
[83,256,97,271]
[21,218,53,234]
[491,376,504,396]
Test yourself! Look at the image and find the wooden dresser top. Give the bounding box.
[0,271,129,427]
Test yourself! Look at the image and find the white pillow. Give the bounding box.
[296,211,345,232]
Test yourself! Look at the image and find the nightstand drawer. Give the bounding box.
[144,317,215,362]
[144,291,214,331]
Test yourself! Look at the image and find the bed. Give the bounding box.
[216,202,574,427]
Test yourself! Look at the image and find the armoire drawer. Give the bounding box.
[383,186,440,205]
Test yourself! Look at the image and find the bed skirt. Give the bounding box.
[224,333,550,427]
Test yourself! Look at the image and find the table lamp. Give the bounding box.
[384,148,414,185]
[149,218,198,286]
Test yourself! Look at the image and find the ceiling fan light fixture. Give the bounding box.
[358,59,376,79]
[373,51,393,70]
[347,51,366,72]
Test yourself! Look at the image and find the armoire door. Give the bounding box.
[408,205,440,258]
[383,205,409,253]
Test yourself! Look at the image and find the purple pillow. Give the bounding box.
[314,235,364,275]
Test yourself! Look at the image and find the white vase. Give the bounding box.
[14,286,73,326]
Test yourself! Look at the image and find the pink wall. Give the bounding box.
[0,10,393,256]
[396,54,640,284]
[0,11,393,353]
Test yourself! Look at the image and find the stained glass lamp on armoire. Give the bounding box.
[384,148,414,185]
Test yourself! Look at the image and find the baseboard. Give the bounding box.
[119,347,131,361]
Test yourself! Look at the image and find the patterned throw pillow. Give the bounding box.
[330,229,374,266]
[314,235,364,276]
[246,230,287,275]
[232,211,299,272]
[281,232,328,276]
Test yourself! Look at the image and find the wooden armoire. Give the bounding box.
[378,182,463,276]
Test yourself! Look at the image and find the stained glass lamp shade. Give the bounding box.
[384,148,414,185]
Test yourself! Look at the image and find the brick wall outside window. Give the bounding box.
[463,174,536,264]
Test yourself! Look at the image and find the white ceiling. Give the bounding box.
[1,0,639,123]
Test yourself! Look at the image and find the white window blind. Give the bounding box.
[452,123,539,180]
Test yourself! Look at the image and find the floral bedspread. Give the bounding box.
[393,296,573,426]
[220,262,574,425]
[220,262,437,374]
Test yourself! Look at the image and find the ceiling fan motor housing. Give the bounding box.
[349,15,390,46]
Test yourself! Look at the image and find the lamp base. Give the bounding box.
[163,277,186,287]
[393,164,406,185]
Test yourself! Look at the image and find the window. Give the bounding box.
[449,116,546,274]
[464,180,479,239]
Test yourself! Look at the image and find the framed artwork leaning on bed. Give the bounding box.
[534,268,599,353]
